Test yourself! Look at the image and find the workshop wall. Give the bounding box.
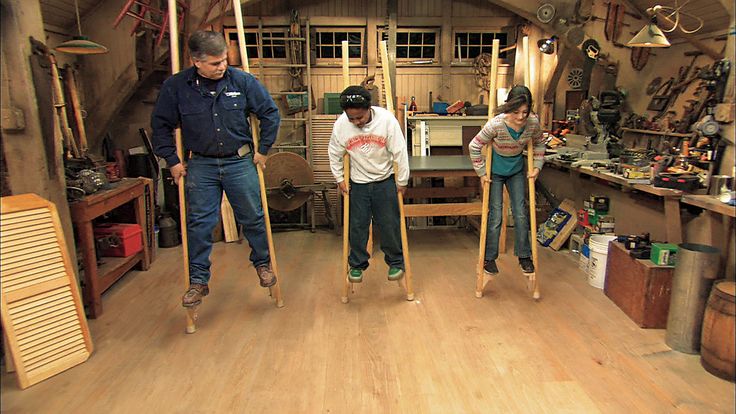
[552,2,729,120]
[70,1,138,155]
[236,0,518,113]
[1,0,77,276]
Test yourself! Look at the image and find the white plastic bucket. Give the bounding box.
[588,235,617,289]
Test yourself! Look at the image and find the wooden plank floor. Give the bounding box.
[2,229,733,413]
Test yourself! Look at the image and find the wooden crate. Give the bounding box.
[604,242,674,328]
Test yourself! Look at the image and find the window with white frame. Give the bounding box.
[379,28,440,62]
[314,28,364,63]
[454,31,508,60]
[223,27,288,62]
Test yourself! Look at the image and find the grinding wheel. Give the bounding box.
[264,152,315,211]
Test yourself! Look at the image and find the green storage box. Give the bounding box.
[324,93,342,115]
[651,243,678,266]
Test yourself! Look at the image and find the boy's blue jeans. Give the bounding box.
[185,153,269,285]
[348,176,404,271]
[485,169,532,261]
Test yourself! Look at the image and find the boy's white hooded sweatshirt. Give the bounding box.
[328,106,410,186]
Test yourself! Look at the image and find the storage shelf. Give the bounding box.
[621,128,694,138]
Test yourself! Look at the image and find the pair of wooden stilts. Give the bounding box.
[474,142,541,300]
[476,36,540,300]
[168,0,284,334]
[340,40,414,303]
[339,157,415,303]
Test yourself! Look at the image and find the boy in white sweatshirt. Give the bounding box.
[328,86,410,283]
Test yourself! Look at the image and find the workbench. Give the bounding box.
[681,194,735,271]
[404,156,481,218]
[546,159,684,243]
[69,177,154,318]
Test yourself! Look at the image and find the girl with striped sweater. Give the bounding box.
[468,85,545,276]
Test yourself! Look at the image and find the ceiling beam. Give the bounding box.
[485,0,537,23]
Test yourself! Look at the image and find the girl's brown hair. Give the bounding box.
[494,85,533,116]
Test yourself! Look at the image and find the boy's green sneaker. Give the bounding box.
[387,267,404,281]
[348,268,363,283]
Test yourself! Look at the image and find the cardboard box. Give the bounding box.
[605,242,674,328]
[536,199,578,250]
[94,223,143,257]
[650,243,678,266]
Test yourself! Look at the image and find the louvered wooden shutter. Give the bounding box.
[1,193,93,389]
[311,115,340,225]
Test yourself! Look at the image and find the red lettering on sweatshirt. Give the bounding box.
[346,134,387,152]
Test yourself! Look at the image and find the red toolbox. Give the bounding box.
[93,223,143,257]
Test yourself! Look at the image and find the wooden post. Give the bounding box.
[381,40,414,301]
[167,0,196,334]
[476,39,499,298]
[233,0,284,308]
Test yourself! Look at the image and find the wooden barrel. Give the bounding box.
[700,281,735,381]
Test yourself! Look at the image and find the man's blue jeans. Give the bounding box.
[185,153,269,285]
[485,169,532,261]
[348,176,404,271]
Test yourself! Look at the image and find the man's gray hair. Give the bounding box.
[188,30,227,60]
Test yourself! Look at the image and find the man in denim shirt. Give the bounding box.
[151,31,281,308]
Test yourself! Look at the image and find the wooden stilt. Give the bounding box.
[475,145,493,298]
[340,41,354,304]
[523,36,540,300]
[526,140,541,300]
[381,40,413,301]
[233,0,284,308]
[475,39,499,298]
[394,161,414,301]
[341,155,351,303]
[167,0,196,333]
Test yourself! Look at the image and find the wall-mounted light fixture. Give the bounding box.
[537,35,558,54]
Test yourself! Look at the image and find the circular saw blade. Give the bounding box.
[264,152,315,211]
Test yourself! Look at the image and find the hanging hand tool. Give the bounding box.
[63,65,88,155]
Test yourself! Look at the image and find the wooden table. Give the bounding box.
[69,178,153,318]
[404,156,482,218]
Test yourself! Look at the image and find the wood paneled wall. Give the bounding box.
[239,0,517,120]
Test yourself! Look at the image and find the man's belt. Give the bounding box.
[193,144,251,158]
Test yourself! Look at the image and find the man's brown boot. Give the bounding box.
[256,264,277,287]
[182,283,209,307]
